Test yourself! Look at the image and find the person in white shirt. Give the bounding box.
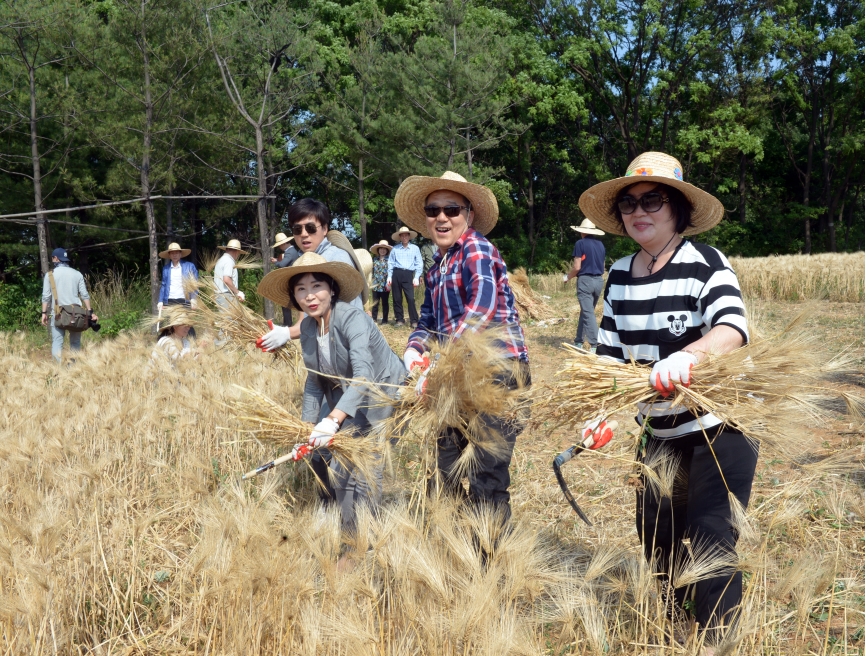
[213,239,247,309]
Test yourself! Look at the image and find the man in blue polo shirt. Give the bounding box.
[564,218,606,353]
[387,226,423,326]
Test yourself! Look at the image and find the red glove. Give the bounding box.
[255,320,275,350]
[650,351,698,397]
[581,418,616,450]
[289,443,311,462]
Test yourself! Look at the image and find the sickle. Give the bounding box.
[553,444,593,526]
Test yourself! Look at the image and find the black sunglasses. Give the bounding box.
[617,192,669,215]
[291,222,321,236]
[423,204,470,218]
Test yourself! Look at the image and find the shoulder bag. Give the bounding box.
[48,271,90,332]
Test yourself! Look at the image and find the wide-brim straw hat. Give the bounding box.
[218,239,249,255]
[393,171,499,237]
[256,252,365,309]
[570,218,605,236]
[353,248,374,288]
[370,239,393,255]
[147,305,194,333]
[391,226,418,241]
[326,230,369,303]
[272,232,293,248]
[159,242,191,259]
[578,152,724,236]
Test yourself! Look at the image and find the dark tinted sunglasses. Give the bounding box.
[617,192,669,215]
[291,222,321,236]
[423,204,470,218]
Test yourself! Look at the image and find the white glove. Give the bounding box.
[562,274,569,283]
[414,356,436,397]
[308,417,339,448]
[412,277,419,287]
[386,278,392,291]
[581,417,615,450]
[649,351,698,397]
[290,442,311,462]
[259,324,292,352]
[157,302,164,312]
[403,348,424,371]
[236,290,246,302]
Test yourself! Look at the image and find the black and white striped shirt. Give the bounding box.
[596,240,748,439]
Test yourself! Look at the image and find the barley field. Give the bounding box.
[0,261,863,655]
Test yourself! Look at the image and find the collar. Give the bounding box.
[315,237,332,255]
[433,226,476,262]
[170,261,182,268]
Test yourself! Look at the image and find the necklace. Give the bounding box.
[640,233,679,274]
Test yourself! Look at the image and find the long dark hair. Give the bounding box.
[288,271,342,311]
[611,182,694,234]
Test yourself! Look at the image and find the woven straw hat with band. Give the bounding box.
[393,171,499,237]
[392,226,418,241]
[370,239,393,255]
[218,239,249,254]
[272,232,293,248]
[578,152,724,237]
[257,252,365,309]
[326,230,369,303]
[159,242,191,259]
[353,248,374,288]
[570,219,605,236]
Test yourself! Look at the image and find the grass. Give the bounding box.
[0,257,863,654]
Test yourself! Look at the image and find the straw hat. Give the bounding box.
[391,226,418,241]
[393,171,499,237]
[218,239,249,254]
[570,219,605,236]
[272,232,293,248]
[158,242,191,259]
[578,152,724,236]
[149,305,194,336]
[326,230,369,303]
[353,248,374,288]
[256,252,365,309]
[370,239,393,255]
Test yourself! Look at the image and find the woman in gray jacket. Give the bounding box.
[257,252,406,531]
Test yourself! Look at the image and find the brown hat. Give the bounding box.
[217,239,249,255]
[158,242,191,259]
[370,239,393,255]
[256,252,365,309]
[569,219,605,236]
[578,152,724,236]
[393,171,499,237]
[272,232,293,248]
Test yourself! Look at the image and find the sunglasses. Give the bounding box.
[617,192,669,215]
[291,222,321,236]
[423,204,470,218]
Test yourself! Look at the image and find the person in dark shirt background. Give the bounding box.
[564,218,606,353]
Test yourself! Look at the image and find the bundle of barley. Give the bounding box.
[508,267,559,321]
[371,328,531,490]
[534,318,862,456]
[201,248,263,273]
[186,274,304,375]
[230,385,382,487]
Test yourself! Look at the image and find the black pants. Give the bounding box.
[391,268,418,324]
[636,429,758,642]
[166,298,196,338]
[371,289,390,323]
[429,365,530,524]
[281,306,292,326]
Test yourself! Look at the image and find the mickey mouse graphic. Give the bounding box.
[667,314,688,337]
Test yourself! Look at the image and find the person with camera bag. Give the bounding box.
[41,248,98,363]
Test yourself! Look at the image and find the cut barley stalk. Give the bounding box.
[230,385,382,488]
[534,317,863,457]
[508,267,559,321]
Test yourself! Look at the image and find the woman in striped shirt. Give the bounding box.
[579,152,755,654]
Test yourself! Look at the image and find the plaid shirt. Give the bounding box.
[407,228,528,362]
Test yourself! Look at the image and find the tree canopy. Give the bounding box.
[0,0,862,291]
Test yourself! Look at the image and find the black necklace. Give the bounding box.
[640,233,679,274]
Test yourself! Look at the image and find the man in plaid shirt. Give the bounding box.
[394,171,530,525]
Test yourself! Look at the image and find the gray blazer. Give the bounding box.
[300,301,407,431]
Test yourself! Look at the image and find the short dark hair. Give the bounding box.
[611,183,694,234]
[287,198,331,228]
[425,190,471,208]
[287,271,341,311]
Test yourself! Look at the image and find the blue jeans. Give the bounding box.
[50,318,82,363]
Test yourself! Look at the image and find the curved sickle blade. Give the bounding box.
[553,445,593,526]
